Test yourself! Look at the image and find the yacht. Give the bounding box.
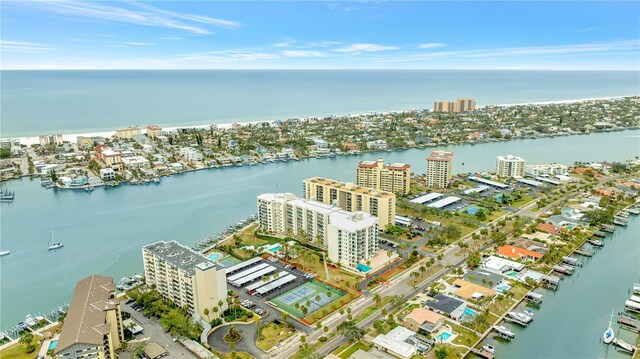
[0,250,10,257]
[482,345,496,355]
[47,230,64,251]
[603,308,615,344]
[633,283,640,295]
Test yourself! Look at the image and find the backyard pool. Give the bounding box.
[48,340,58,351]
[435,331,452,342]
[496,285,511,292]
[268,245,281,253]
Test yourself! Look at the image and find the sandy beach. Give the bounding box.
[6,95,634,146]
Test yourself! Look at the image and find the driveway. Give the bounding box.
[207,322,262,357]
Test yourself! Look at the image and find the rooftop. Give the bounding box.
[404,307,444,325]
[426,294,465,314]
[372,326,418,359]
[329,211,379,231]
[143,240,217,276]
[497,245,544,260]
[304,177,394,198]
[452,279,497,300]
[55,275,119,354]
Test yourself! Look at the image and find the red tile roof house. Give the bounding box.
[497,245,543,261]
[536,223,566,236]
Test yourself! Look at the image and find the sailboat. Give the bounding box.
[0,250,10,256]
[48,230,63,251]
[603,308,615,344]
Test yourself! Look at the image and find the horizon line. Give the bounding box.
[1,68,639,71]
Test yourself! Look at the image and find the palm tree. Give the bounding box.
[387,250,393,264]
[281,312,289,327]
[213,306,219,319]
[373,293,381,307]
[203,308,210,321]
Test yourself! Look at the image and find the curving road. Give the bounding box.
[207,323,262,358]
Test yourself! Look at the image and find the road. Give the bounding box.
[272,198,541,359]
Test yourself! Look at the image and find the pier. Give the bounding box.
[612,338,637,354]
[599,224,615,233]
[469,348,494,359]
[613,218,628,226]
[618,313,639,332]
[587,239,604,247]
[591,231,606,238]
[561,256,582,267]
[552,265,574,275]
[492,325,516,340]
[541,275,560,290]
[524,292,543,306]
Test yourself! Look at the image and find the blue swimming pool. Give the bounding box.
[48,340,58,351]
[497,285,510,291]
[268,245,281,253]
[208,253,220,261]
[356,263,372,272]
[464,308,477,316]
[435,332,452,342]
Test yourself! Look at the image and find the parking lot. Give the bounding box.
[121,301,196,358]
[226,256,318,324]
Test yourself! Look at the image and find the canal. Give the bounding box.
[1,129,639,333]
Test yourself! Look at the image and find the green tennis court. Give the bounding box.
[271,280,345,318]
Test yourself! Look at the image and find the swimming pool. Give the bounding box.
[497,285,510,291]
[48,340,58,351]
[268,245,281,253]
[435,331,452,342]
[208,253,220,261]
[463,308,477,317]
[506,271,519,277]
[356,263,372,272]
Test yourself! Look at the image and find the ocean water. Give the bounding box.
[1,70,639,137]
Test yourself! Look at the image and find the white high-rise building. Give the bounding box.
[142,241,228,320]
[257,193,379,268]
[426,150,453,188]
[496,155,526,178]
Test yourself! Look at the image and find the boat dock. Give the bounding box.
[591,231,606,238]
[613,218,628,226]
[469,348,494,359]
[599,224,615,233]
[553,265,574,275]
[562,256,582,267]
[574,248,595,257]
[587,239,604,247]
[618,313,639,332]
[541,275,561,290]
[524,292,544,306]
[492,325,515,339]
[612,338,637,354]
[634,283,640,295]
[625,300,640,313]
[626,207,640,215]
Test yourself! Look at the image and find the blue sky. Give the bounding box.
[1,1,639,69]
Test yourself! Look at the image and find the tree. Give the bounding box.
[373,293,381,307]
[130,343,146,358]
[19,332,36,353]
[203,308,210,321]
[337,321,365,342]
[435,346,448,359]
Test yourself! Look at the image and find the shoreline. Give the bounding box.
[3,95,636,146]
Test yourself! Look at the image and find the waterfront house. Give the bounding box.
[481,255,526,274]
[372,326,421,359]
[536,223,566,236]
[367,139,388,150]
[424,294,468,321]
[452,279,496,301]
[497,245,543,261]
[100,168,116,181]
[403,308,445,334]
[463,270,504,289]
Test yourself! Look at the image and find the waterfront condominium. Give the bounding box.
[356,159,411,195]
[303,177,395,230]
[142,241,228,320]
[257,193,379,267]
[454,98,476,112]
[425,150,454,188]
[433,101,454,112]
[496,155,526,178]
[54,275,125,359]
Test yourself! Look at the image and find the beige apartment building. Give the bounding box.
[303,177,395,230]
[96,145,124,171]
[142,241,228,320]
[257,193,379,267]
[496,155,526,178]
[357,159,411,195]
[145,125,163,138]
[114,126,141,139]
[433,101,455,112]
[454,98,476,112]
[426,150,454,188]
[55,275,125,359]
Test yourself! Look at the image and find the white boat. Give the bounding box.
[482,345,496,354]
[603,308,615,344]
[0,250,10,256]
[47,230,64,251]
[508,311,532,323]
[634,283,640,295]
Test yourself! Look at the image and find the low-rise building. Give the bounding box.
[122,156,150,169]
[100,168,116,181]
[452,279,496,301]
[96,146,124,171]
[525,163,568,177]
[54,275,124,359]
[372,326,421,359]
[39,134,63,146]
[142,241,228,320]
[403,308,445,334]
[146,125,163,138]
[496,245,544,261]
[178,147,204,162]
[115,126,141,139]
[366,140,387,150]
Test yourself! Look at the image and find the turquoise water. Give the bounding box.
[208,253,220,261]
[48,340,57,350]
[506,271,519,277]
[356,264,372,272]
[0,130,638,329]
[268,245,281,253]
[485,215,640,358]
[436,331,452,342]
[1,70,639,137]
[497,285,510,292]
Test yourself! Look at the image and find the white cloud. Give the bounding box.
[10,0,241,35]
[418,43,445,49]
[302,40,341,48]
[282,50,326,58]
[117,42,154,46]
[274,42,292,48]
[0,40,53,53]
[180,50,279,62]
[335,43,399,53]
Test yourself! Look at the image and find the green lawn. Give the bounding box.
[450,322,480,347]
[256,322,295,351]
[338,341,372,359]
[0,339,39,359]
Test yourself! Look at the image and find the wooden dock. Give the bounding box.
[599,224,615,233]
[591,231,606,238]
[618,314,639,332]
[612,338,637,354]
[469,348,494,359]
[574,248,594,257]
